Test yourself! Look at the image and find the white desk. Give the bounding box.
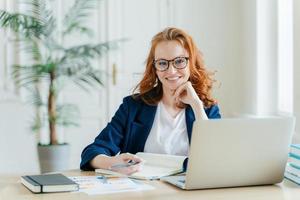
[1,170,300,200]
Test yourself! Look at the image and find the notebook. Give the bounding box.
[21,173,79,193]
[95,152,186,180]
[290,144,300,156]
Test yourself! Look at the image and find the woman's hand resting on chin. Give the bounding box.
[173,81,208,120]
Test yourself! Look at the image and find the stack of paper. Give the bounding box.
[69,176,153,195]
[285,144,300,184]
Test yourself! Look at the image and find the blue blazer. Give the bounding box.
[80,95,221,170]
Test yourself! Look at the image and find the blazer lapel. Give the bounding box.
[132,104,157,152]
[185,105,195,143]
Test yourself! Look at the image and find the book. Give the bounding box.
[289,153,300,167]
[21,173,79,193]
[284,171,300,185]
[285,163,300,177]
[95,152,186,180]
[290,144,300,156]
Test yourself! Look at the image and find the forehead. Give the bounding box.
[154,40,188,60]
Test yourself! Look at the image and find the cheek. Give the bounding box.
[182,68,190,80]
[156,71,164,81]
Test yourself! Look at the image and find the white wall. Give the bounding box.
[0,0,107,174]
[0,101,39,174]
[0,0,297,174]
[171,0,244,117]
[294,0,300,142]
[239,0,257,115]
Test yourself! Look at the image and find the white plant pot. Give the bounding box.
[37,144,70,173]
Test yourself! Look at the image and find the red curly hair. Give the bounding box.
[133,27,217,108]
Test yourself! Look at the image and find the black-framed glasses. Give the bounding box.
[153,57,189,71]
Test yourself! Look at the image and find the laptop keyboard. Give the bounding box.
[175,175,186,183]
[178,179,186,183]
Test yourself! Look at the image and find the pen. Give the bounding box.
[110,160,140,169]
[96,175,107,183]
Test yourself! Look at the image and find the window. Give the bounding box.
[277,0,293,113]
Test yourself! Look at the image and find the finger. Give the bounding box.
[116,164,141,175]
[120,153,135,160]
[127,155,143,164]
[175,81,192,98]
[126,163,143,175]
[175,85,189,103]
[174,83,187,99]
[132,155,143,163]
[120,153,143,163]
[177,81,196,99]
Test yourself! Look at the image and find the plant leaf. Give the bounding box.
[56,103,80,127]
[62,0,98,37]
[0,9,45,39]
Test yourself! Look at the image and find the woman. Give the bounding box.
[80,27,221,174]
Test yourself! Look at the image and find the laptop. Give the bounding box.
[161,117,296,190]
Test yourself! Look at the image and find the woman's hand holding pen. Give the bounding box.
[109,153,143,175]
[90,153,143,175]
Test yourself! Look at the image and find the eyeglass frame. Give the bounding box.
[153,56,189,72]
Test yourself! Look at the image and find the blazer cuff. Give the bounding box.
[80,149,110,171]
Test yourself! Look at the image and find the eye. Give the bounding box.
[158,60,168,66]
[174,57,185,65]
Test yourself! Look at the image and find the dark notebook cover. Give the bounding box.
[21,173,79,193]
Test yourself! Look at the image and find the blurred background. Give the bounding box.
[0,0,299,174]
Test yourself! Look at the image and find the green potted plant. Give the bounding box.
[0,0,118,172]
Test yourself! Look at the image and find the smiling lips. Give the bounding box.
[166,76,181,81]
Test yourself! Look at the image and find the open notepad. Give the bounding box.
[95,152,186,180]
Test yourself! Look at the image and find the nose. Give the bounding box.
[166,62,177,73]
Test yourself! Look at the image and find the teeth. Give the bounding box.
[167,77,179,80]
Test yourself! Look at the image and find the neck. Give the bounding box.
[161,87,176,108]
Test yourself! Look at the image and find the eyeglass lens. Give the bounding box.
[155,57,188,71]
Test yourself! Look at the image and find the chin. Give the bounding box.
[164,82,181,91]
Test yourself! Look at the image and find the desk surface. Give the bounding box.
[1,170,300,200]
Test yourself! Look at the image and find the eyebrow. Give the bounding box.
[154,55,187,60]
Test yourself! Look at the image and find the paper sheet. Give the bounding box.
[69,176,154,195]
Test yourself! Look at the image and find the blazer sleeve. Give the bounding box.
[205,104,221,119]
[80,97,130,170]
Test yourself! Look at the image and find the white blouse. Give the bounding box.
[144,101,189,156]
